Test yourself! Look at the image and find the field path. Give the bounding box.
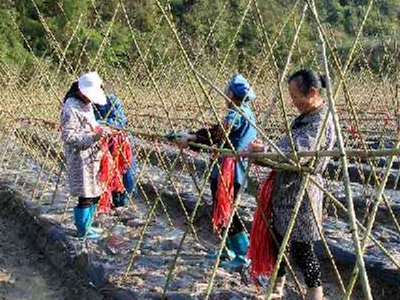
[0,207,101,300]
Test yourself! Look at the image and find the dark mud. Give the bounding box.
[0,187,103,300]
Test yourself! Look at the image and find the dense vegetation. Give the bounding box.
[0,0,399,76]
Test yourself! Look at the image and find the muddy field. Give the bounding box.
[1,1,399,296]
[0,133,399,300]
[0,203,103,300]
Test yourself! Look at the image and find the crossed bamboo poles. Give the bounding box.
[0,0,399,299]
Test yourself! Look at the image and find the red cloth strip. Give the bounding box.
[213,157,235,234]
[247,170,277,279]
[98,132,132,213]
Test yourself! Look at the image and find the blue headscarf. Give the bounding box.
[227,73,256,102]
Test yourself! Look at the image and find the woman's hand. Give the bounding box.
[177,133,196,148]
[249,139,265,153]
[94,125,117,138]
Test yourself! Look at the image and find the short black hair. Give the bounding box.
[288,69,327,96]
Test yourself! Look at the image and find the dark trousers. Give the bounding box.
[274,229,322,288]
[210,179,245,236]
[77,196,100,208]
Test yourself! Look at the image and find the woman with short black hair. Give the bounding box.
[250,69,336,300]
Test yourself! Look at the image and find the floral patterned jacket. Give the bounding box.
[61,97,103,198]
[272,104,336,242]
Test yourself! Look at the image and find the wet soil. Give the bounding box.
[0,135,399,299]
[0,206,102,300]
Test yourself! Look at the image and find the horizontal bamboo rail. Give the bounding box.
[133,130,400,159]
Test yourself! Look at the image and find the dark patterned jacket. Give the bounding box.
[272,105,336,242]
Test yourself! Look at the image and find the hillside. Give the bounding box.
[0,0,399,75]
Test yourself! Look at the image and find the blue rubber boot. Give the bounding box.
[89,204,103,235]
[220,232,250,270]
[123,161,138,200]
[206,238,236,261]
[112,161,136,208]
[73,207,101,239]
[119,192,129,206]
[112,192,129,207]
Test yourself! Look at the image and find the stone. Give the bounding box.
[88,262,113,288]
[48,225,68,242]
[145,274,167,286]
[40,204,51,214]
[106,234,128,255]
[210,290,246,300]
[106,289,139,300]
[111,224,129,235]
[150,285,164,293]
[24,199,41,216]
[0,268,10,284]
[160,238,180,251]
[125,218,146,228]
[164,292,193,300]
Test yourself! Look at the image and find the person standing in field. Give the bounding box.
[178,73,258,270]
[93,91,138,209]
[61,72,113,239]
[248,69,336,300]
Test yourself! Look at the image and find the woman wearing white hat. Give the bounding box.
[61,72,111,239]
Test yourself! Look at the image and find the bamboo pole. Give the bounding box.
[161,156,218,299]
[10,119,400,162]
[153,0,293,166]
[193,69,294,164]
[152,2,312,297]
[234,148,400,160]
[203,167,251,300]
[309,197,347,296]
[344,142,400,299]
[262,174,311,300]
[132,129,400,159]
[124,150,183,275]
[314,2,374,298]
[303,0,400,239]
[310,178,400,270]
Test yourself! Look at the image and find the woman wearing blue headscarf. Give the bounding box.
[179,73,257,269]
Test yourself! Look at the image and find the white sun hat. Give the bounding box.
[78,72,107,105]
